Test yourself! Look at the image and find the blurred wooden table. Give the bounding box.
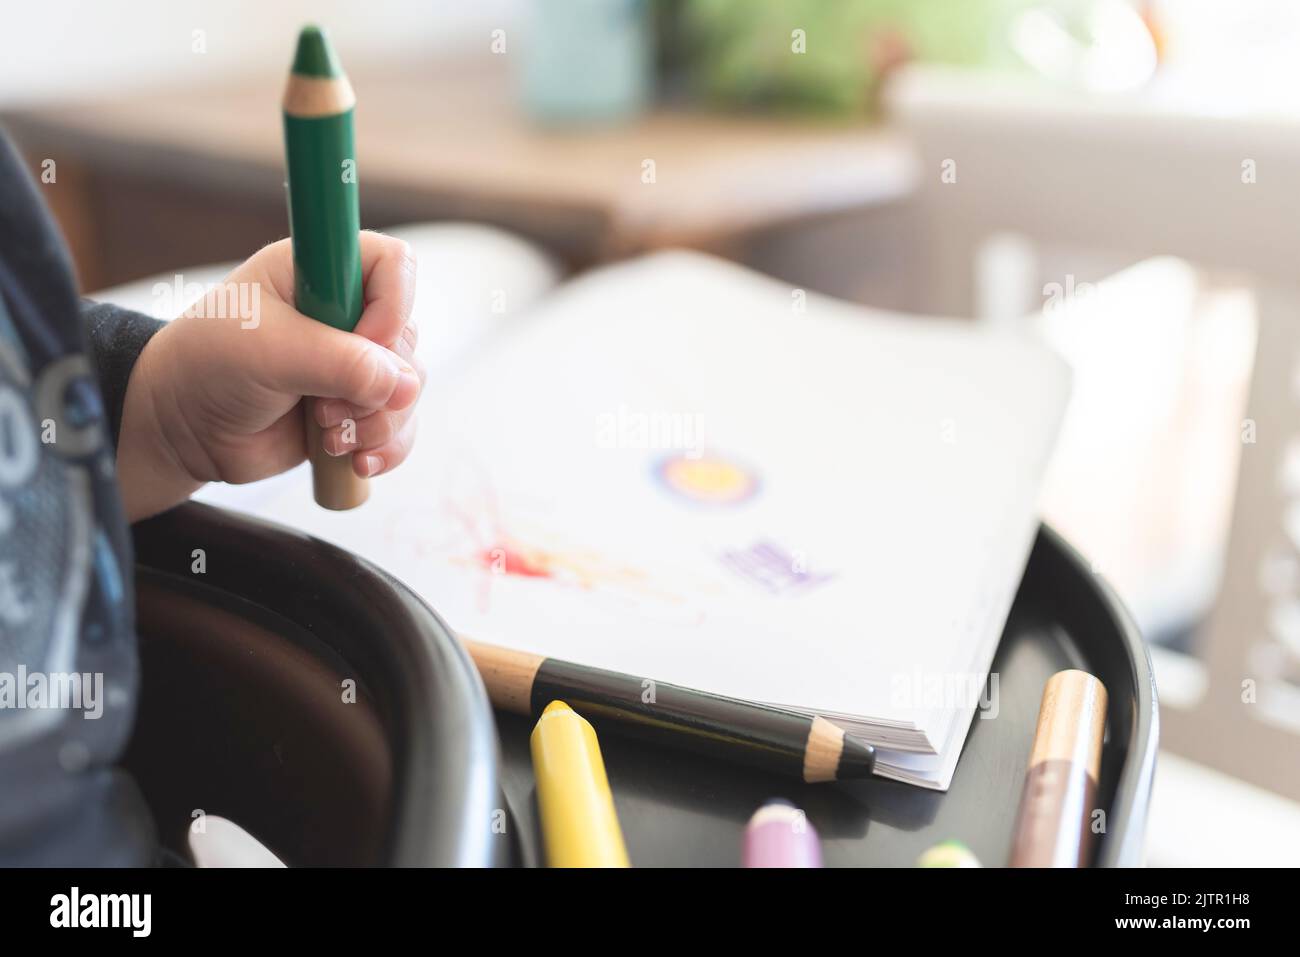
[3,56,915,290]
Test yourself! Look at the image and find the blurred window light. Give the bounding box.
[1149,0,1300,116]
[1010,1,1157,93]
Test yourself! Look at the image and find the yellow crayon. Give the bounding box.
[917,840,982,868]
[530,700,630,868]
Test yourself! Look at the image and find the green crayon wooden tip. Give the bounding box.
[291,25,343,78]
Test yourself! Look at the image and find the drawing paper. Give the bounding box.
[199,250,1070,789]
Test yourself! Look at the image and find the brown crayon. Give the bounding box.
[1008,669,1108,867]
[462,637,874,783]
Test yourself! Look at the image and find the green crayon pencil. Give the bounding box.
[282,25,369,510]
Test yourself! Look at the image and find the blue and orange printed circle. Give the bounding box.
[654,451,760,506]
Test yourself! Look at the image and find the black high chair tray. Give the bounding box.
[494,525,1158,868]
[133,505,1153,868]
[131,501,507,867]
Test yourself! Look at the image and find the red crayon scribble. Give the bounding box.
[407,455,706,622]
[479,544,553,579]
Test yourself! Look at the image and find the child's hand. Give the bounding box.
[117,232,424,521]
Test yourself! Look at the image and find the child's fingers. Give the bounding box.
[321,405,411,457]
[313,398,380,429]
[354,232,417,348]
[352,414,417,478]
[253,310,421,411]
[243,233,416,350]
[309,322,423,427]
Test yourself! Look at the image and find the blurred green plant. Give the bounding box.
[677,0,1036,116]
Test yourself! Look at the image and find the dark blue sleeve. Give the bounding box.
[81,301,166,447]
[0,128,157,865]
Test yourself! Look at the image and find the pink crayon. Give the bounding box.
[743,799,823,868]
